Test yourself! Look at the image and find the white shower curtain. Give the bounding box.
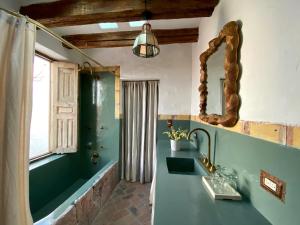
[0,10,35,225]
[122,81,158,183]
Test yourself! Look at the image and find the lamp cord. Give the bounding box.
[143,0,152,22]
[145,0,147,22]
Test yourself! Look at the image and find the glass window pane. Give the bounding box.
[129,21,145,27]
[30,56,50,159]
[98,22,118,29]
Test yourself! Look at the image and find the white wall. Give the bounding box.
[191,0,300,125]
[20,0,56,4]
[0,0,20,11]
[36,30,85,64]
[85,44,192,115]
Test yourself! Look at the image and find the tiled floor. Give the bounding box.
[92,180,152,225]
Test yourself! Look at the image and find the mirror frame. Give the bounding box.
[199,21,240,127]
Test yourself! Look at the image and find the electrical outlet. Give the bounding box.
[264,177,277,192]
[260,170,286,202]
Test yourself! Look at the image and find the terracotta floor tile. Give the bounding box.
[111,208,129,222]
[92,180,152,225]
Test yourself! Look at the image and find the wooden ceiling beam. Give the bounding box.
[20,0,219,27]
[62,28,199,49]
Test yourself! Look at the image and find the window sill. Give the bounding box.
[30,153,54,163]
[29,154,65,171]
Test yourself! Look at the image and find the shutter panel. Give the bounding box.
[50,62,78,153]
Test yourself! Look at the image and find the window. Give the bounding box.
[29,56,79,160]
[129,21,145,27]
[30,55,50,159]
[98,22,118,29]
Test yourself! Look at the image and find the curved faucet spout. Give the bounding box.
[188,128,215,173]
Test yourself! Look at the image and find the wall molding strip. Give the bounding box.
[191,115,300,149]
[158,114,191,121]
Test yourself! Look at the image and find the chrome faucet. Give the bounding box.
[188,128,216,173]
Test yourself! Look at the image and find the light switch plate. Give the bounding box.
[260,170,286,202]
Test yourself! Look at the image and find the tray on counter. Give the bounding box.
[202,176,242,200]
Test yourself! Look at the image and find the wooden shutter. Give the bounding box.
[50,62,78,153]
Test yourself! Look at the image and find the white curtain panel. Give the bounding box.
[122,81,158,183]
[0,10,35,225]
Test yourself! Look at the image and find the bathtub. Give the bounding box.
[30,155,119,225]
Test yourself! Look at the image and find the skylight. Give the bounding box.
[129,21,146,27]
[98,22,118,29]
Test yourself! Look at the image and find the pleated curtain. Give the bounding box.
[0,10,35,225]
[122,81,158,183]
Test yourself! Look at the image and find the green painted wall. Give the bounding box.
[190,121,300,225]
[29,71,120,221]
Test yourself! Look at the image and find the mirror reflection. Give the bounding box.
[206,43,226,115]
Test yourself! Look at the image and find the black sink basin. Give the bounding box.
[166,157,205,175]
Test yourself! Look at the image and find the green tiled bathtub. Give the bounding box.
[29,71,121,224]
[31,158,119,225]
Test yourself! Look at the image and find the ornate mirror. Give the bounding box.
[199,21,240,127]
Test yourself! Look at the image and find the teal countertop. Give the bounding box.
[153,140,271,225]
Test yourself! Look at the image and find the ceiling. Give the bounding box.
[20,0,202,36]
[51,18,201,36]
[19,0,218,48]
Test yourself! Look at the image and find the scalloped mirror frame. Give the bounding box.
[199,21,240,127]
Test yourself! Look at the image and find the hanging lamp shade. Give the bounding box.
[132,23,160,58]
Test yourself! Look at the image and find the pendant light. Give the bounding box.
[132,0,160,58]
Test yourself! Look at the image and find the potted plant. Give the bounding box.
[163,126,188,151]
